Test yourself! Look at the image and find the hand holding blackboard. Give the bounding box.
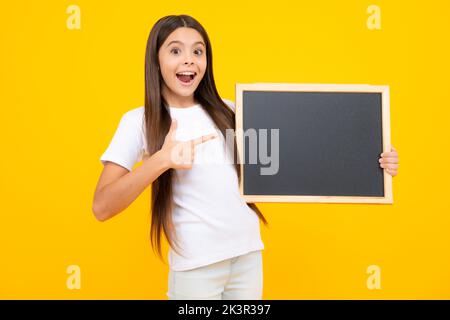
[379,146,399,177]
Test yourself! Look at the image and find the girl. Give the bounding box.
[93,14,399,300]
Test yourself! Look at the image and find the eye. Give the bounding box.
[194,49,203,55]
[170,48,180,55]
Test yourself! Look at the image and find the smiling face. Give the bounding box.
[158,27,207,107]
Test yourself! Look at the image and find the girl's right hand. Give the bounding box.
[160,119,218,170]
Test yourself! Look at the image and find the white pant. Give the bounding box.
[167,250,263,300]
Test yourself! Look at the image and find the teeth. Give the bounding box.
[176,72,196,76]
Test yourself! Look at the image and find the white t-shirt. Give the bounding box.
[99,98,264,271]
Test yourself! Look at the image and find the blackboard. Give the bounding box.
[235,83,393,204]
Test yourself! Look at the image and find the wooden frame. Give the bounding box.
[235,83,393,204]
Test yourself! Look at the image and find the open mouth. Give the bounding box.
[176,72,197,85]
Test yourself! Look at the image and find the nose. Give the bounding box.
[183,53,194,66]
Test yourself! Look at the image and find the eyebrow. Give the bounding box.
[166,40,205,48]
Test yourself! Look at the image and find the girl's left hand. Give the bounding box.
[379,146,399,177]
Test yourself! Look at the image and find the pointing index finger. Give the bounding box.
[191,133,218,146]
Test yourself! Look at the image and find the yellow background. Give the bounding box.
[1,0,449,299]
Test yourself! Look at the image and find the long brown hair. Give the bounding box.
[144,14,268,262]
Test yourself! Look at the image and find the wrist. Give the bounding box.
[155,150,171,171]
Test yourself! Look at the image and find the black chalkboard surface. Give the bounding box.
[235,83,392,204]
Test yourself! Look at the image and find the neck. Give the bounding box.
[162,85,197,108]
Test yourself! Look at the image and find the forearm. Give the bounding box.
[95,151,169,221]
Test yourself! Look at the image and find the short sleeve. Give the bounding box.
[99,108,145,171]
[222,98,236,113]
